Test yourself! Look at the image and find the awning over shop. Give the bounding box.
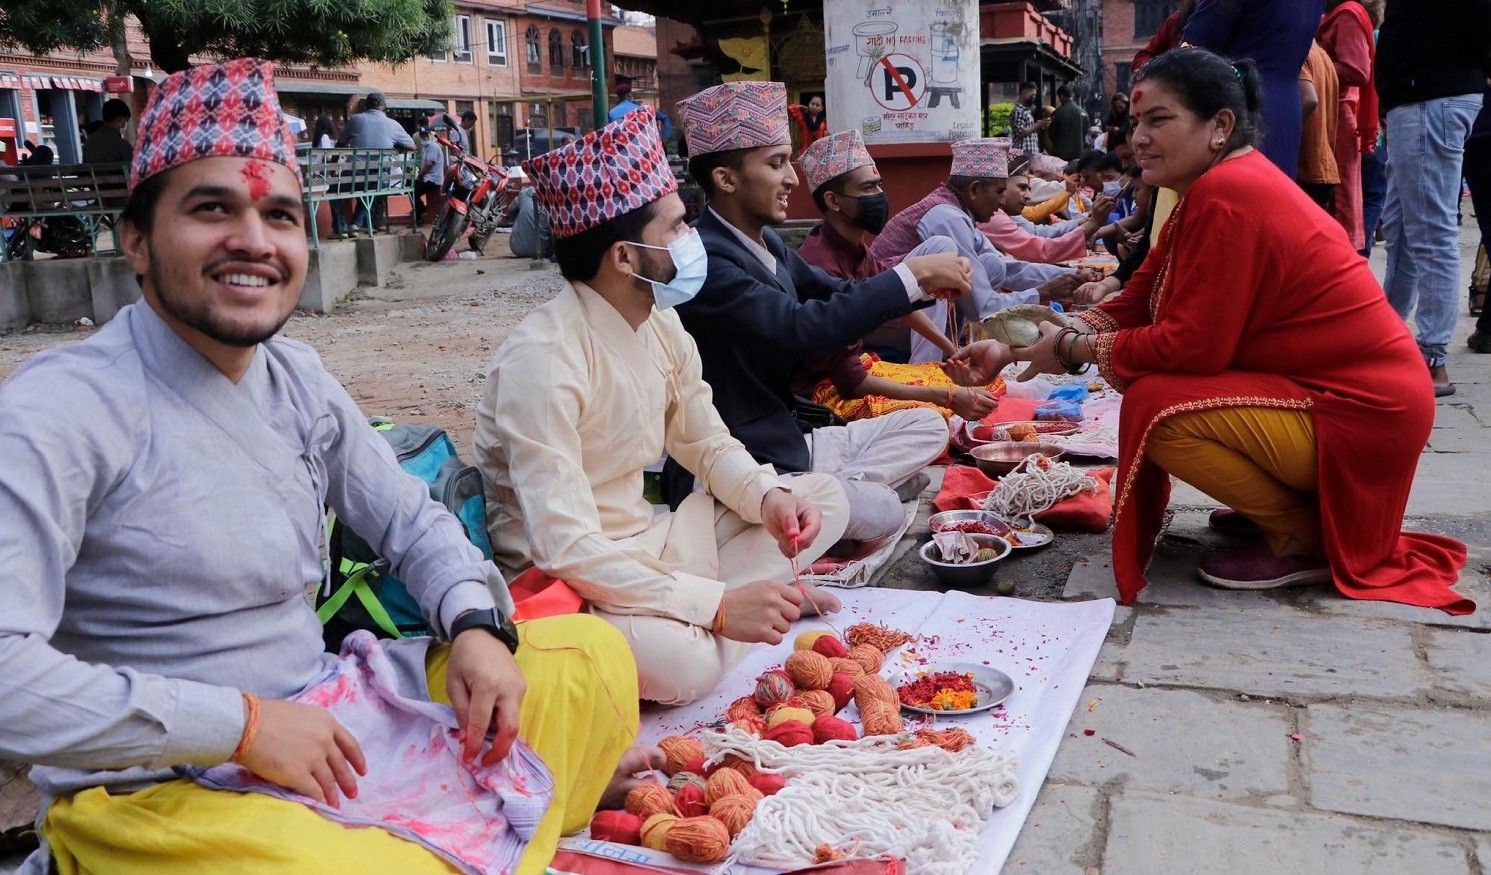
[385,98,446,111]
[273,81,367,97]
[11,74,104,91]
[980,38,1084,82]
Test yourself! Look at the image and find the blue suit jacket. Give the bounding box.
[675,209,922,473]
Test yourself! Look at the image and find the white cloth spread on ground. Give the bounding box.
[561,588,1114,874]
[187,631,551,875]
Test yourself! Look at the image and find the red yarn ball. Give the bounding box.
[811,635,850,659]
[674,783,709,818]
[747,773,787,796]
[762,719,814,747]
[812,715,859,744]
[589,810,644,846]
[826,672,855,711]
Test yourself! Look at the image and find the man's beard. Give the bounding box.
[149,249,294,348]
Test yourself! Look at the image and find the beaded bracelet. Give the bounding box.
[230,692,261,763]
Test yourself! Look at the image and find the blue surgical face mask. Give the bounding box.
[631,229,708,310]
[1102,179,1124,198]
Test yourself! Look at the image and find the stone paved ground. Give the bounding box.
[1,219,1487,874]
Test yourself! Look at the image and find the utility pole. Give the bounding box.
[588,0,608,128]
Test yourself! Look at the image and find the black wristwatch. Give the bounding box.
[449,608,520,654]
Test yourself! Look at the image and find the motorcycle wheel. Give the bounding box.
[425,204,469,262]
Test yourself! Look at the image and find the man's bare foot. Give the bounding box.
[596,744,665,811]
[797,582,842,617]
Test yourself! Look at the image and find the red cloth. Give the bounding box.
[1086,151,1470,614]
[1318,2,1377,249]
[933,464,1114,532]
[1131,11,1187,72]
[788,104,829,155]
[508,567,585,622]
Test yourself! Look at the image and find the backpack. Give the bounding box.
[315,419,493,651]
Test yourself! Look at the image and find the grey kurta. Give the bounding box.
[0,302,506,807]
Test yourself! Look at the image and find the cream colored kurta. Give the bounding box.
[475,282,849,704]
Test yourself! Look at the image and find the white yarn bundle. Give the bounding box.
[703,727,1019,875]
[981,453,1096,520]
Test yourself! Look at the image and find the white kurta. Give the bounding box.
[475,282,849,704]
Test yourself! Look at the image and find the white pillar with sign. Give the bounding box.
[823,0,980,145]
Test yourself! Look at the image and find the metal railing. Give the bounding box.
[1,162,129,262]
[297,147,419,248]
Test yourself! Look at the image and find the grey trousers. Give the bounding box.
[810,407,947,542]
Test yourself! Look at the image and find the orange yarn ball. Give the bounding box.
[830,658,865,679]
[658,736,707,777]
[849,643,886,674]
[674,783,708,818]
[725,696,762,723]
[796,689,836,719]
[765,705,815,729]
[852,672,898,707]
[784,650,835,690]
[730,713,768,737]
[860,701,904,736]
[763,719,814,747]
[664,816,732,864]
[811,635,851,659]
[704,767,753,806]
[709,793,759,838]
[812,714,859,744]
[794,630,832,650]
[640,813,679,851]
[826,673,856,711]
[625,784,677,819]
[719,753,758,779]
[753,670,796,708]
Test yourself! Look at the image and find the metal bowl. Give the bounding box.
[928,509,1013,537]
[969,442,1066,478]
[919,533,1013,589]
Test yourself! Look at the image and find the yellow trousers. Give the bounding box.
[1145,406,1321,554]
[43,613,638,875]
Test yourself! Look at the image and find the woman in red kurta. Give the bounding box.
[1318,0,1380,250]
[954,48,1470,614]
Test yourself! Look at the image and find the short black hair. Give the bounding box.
[1099,152,1125,173]
[811,169,852,212]
[461,110,478,123]
[1075,150,1108,173]
[1019,81,1037,92]
[102,98,131,123]
[688,147,752,198]
[552,199,660,282]
[120,168,172,234]
[1056,84,1072,99]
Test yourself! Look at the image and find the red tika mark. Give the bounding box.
[1131,89,1145,108]
[241,159,271,201]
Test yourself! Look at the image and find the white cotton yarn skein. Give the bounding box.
[981,304,1071,348]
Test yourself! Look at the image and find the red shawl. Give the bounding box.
[1323,1,1381,152]
[1082,152,1470,615]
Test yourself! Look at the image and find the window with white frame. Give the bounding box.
[486,19,508,66]
[453,14,473,63]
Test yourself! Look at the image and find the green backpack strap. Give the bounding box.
[316,562,405,639]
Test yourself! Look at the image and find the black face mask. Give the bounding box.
[847,192,890,234]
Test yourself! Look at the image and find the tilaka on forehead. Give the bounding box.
[1131,88,1145,108]
[240,159,271,201]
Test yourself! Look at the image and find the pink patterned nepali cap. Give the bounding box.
[677,81,790,156]
[131,58,301,188]
[800,129,874,193]
[522,106,678,239]
[949,137,1011,179]
[1031,153,1068,177]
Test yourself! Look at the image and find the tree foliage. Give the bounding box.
[0,0,455,73]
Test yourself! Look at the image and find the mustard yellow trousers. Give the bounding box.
[43,614,638,875]
[1146,406,1321,554]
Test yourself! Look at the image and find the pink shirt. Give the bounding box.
[978,211,1088,264]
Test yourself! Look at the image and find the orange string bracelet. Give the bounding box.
[711,599,726,636]
[229,692,260,763]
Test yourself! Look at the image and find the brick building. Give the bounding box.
[612,24,658,108]
[1098,0,1179,97]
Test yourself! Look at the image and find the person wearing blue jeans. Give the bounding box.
[1374,0,1491,396]
[1358,139,1386,256]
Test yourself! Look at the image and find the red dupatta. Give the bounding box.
[1327,1,1381,152]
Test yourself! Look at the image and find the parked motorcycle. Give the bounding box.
[424,137,514,262]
